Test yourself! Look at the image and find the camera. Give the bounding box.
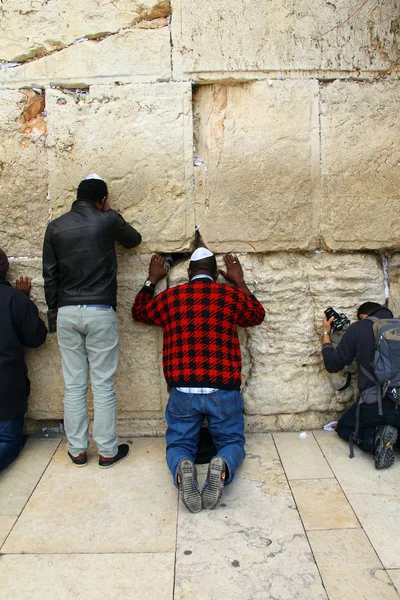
[324,307,350,332]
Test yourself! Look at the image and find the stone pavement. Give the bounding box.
[0,431,399,600]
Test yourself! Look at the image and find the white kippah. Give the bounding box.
[190,247,214,261]
[81,173,104,182]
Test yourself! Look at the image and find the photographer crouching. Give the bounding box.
[322,302,400,469]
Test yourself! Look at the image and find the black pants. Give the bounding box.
[336,399,400,453]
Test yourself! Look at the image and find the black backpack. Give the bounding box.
[350,317,400,457]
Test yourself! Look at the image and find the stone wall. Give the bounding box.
[1,0,399,434]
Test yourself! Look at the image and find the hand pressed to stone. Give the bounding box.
[15,275,31,297]
[148,253,168,285]
[220,254,252,297]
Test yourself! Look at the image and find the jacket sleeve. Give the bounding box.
[11,292,47,348]
[131,287,164,326]
[322,325,357,373]
[109,210,142,249]
[42,226,59,310]
[234,290,265,327]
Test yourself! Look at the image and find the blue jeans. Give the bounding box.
[0,416,24,470]
[57,305,119,457]
[166,388,246,487]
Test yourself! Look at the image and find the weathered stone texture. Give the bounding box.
[172,0,400,80]
[388,254,400,319]
[0,0,170,62]
[46,83,194,253]
[0,29,171,88]
[236,252,384,416]
[194,81,320,252]
[0,90,48,256]
[320,81,400,251]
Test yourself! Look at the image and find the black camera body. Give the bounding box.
[324,307,350,332]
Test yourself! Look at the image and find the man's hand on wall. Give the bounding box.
[148,254,168,285]
[15,276,32,297]
[220,254,252,296]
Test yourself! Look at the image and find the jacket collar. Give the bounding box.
[0,275,11,286]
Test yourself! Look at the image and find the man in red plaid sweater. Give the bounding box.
[132,248,265,512]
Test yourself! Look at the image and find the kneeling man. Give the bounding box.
[132,249,265,512]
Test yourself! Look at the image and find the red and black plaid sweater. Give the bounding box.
[132,278,265,390]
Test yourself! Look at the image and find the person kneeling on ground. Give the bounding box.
[132,248,265,512]
[0,248,47,470]
[322,302,400,469]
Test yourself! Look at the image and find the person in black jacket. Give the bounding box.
[42,174,141,468]
[322,302,400,469]
[0,248,47,469]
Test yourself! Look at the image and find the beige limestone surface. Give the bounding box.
[0,89,48,256]
[171,0,400,80]
[0,28,171,88]
[273,432,334,479]
[346,493,400,569]
[320,80,400,250]
[236,252,384,416]
[308,529,399,600]
[46,83,194,253]
[1,433,399,600]
[194,80,320,252]
[0,516,17,548]
[0,439,60,517]
[290,478,359,530]
[0,0,170,62]
[0,553,175,600]
[2,438,177,554]
[389,254,400,320]
[174,434,328,600]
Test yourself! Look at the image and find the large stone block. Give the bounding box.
[46,83,194,252]
[388,253,400,319]
[171,0,400,80]
[320,81,400,250]
[236,251,385,416]
[0,28,171,88]
[9,255,167,421]
[0,90,48,256]
[193,81,320,252]
[0,0,170,62]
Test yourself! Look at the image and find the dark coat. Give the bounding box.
[42,201,141,309]
[0,278,47,420]
[322,307,394,393]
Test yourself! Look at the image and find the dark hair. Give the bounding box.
[77,179,108,203]
[189,255,217,277]
[357,302,383,319]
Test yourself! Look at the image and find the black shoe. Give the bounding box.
[98,443,130,469]
[202,456,226,510]
[373,425,398,470]
[68,451,87,467]
[177,459,202,513]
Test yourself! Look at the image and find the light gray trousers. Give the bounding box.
[57,305,119,457]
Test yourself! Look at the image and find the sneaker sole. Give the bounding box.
[375,426,398,470]
[99,447,130,469]
[179,460,201,513]
[68,454,87,467]
[202,457,225,510]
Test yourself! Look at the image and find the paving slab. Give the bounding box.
[313,430,400,496]
[290,479,359,531]
[0,553,174,600]
[0,438,60,516]
[308,529,400,600]
[0,516,17,548]
[174,434,328,600]
[346,493,400,570]
[389,571,400,596]
[273,432,333,480]
[2,438,177,554]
